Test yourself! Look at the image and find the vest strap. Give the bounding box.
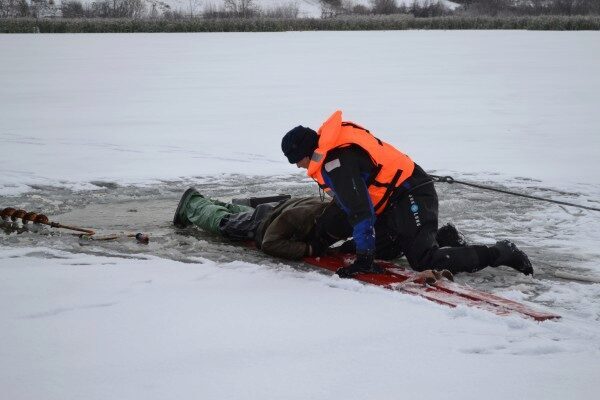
[373,169,403,213]
[366,164,383,187]
[341,122,370,133]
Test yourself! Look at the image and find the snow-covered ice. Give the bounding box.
[1,247,599,400]
[1,32,599,192]
[1,31,600,399]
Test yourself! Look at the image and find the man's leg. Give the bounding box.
[212,199,254,214]
[373,212,404,260]
[180,192,252,235]
[389,185,531,274]
[436,223,468,248]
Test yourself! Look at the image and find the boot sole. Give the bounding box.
[173,187,200,228]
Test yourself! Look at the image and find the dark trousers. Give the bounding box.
[219,203,278,241]
[380,183,491,273]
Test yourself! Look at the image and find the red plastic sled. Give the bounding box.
[304,255,560,322]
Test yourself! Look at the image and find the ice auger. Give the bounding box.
[1,207,149,244]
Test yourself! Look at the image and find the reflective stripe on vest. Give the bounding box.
[307,110,415,214]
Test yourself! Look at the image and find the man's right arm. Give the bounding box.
[321,147,376,255]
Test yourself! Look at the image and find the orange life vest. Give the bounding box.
[307,110,415,215]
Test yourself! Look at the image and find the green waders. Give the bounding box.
[182,193,254,234]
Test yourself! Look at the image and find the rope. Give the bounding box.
[429,174,600,212]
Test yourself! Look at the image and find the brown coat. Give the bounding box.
[256,197,330,260]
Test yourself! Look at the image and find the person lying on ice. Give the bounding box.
[173,188,470,263]
[281,110,534,278]
[173,189,350,260]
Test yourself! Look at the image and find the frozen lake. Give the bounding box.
[1,31,600,400]
[1,31,600,191]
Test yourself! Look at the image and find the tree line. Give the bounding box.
[1,0,599,20]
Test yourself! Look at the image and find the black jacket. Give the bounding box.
[321,145,431,254]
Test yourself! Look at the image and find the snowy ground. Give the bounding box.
[1,32,600,399]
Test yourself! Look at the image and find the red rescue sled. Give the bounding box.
[304,255,560,322]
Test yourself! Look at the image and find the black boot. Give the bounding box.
[436,223,468,248]
[490,240,533,276]
[173,188,202,228]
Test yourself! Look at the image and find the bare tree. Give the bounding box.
[371,0,397,14]
[29,0,60,17]
[263,2,300,18]
[89,0,145,18]
[224,0,257,17]
[0,0,30,17]
[61,0,85,17]
[187,0,202,17]
[320,0,343,17]
[121,0,145,18]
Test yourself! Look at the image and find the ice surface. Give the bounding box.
[1,32,599,194]
[1,32,600,399]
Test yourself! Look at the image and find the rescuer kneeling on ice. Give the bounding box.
[281,110,533,278]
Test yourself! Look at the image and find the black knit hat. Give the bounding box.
[281,126,318,164]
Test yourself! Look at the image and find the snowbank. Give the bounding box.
[1,248,599,400]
